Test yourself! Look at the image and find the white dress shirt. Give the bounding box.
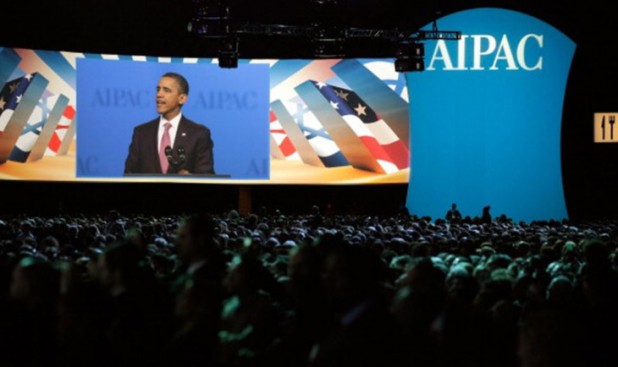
[157,112,182,152]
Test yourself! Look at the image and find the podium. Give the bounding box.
[123,173,231,178]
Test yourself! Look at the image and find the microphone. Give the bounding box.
[165,145,186,173]
[165,145,180,172]
[165,146,174,162]
[176,146,186,165]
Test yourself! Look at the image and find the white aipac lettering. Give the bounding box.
[427,40,454,70]
[456,35,468,70]
[426,33,543,71]
[471,35,496,70]
[517,34,543,70]
[490,35,518,70]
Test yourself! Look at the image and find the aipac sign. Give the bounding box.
[427,33,544,71]
[406,8,576,222]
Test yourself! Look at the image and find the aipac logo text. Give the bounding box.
[427,34,543,71]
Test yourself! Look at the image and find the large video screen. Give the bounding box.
[0,47,410,184]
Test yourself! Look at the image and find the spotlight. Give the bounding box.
[218,36,238,68]
[188,20,229,38]
[395,58,424,72]
[395,41,425,72]
[313,39,345,58]
[312,24,345,58]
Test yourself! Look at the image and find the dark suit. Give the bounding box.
[124,116,214,174]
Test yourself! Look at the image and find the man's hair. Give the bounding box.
[162,72,190,95]
[103,241,143,280]
[180,213,217,250]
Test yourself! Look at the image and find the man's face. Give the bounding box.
[156,76,187,119]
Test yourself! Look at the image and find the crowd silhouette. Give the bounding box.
[0,208,616,367]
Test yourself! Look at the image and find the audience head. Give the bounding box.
[97,241,144,293]
[176,214,218,265]
[322,242,386,310]
[10,256,60,308]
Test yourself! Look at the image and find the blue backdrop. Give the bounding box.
[406,8,575,222]
[76,59,270,179]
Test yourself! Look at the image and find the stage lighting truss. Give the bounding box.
[188,1,460,70]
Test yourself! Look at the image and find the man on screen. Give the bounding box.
[124,72,214,175]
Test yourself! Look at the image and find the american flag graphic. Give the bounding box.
[268,59,409,175]
[361,60,409,102]
[10,49,78,159]
[0,75,34,135]
[269,109,299,160]
[311,80,409,172]
[45,104,75,155]
[10,91,59,162]
[281,97,349,167]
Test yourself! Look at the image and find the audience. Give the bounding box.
[0,209,616,367]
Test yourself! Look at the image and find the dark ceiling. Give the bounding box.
[0,1,611,58]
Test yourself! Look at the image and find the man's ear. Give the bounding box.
[179,93,188,106]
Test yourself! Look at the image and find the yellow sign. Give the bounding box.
[594,113,618,143]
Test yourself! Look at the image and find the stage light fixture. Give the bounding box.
[395,41,425,72]
[218,36,238,68]
[188,0,231,38]
[312,24,345,58]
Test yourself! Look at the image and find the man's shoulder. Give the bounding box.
[180,116,209,132]
[133,118,159,131]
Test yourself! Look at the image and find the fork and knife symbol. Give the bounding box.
[601,115,615,140]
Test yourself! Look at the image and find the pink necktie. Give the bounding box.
[159,122,172,174]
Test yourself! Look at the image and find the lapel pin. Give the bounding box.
[181,132,186,137]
